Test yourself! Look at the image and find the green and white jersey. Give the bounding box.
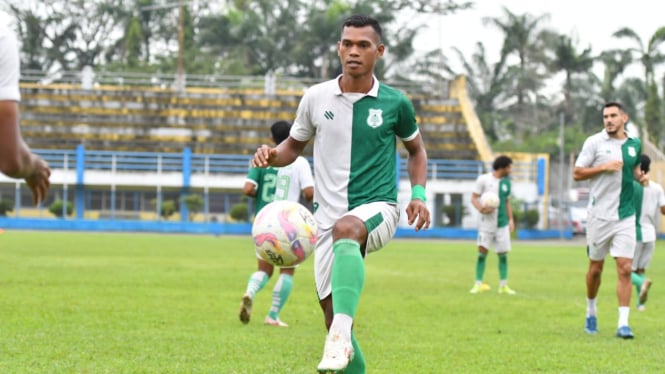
[246,156,314,213]
[575,130,641,221]
[290,76,419,229]
[633,180,665,242]
[474,172,511,231]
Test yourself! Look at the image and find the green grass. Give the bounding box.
[1,231,664,373]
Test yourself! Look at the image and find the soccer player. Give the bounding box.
[573,101,646,339]
[469,155,516,295]
[631,154,665,311]
[0,25,50,205]
[251,14,430,374]
[238,120,314,327]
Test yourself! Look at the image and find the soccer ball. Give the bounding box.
[480,191,500,209]
[252,200,318,267]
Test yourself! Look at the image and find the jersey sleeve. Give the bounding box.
[0,27,21,101]
[246,166,261,185]
[395,94,419,141]
[291,90,315,142]
[296,157,314,189]
[473,175,485,195]
[575,137,596,168]
[658,184,665,207]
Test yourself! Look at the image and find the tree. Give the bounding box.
[183,194,204,221]
[545,34,594,124]
[613,26,665,142]
[483,7,552,108]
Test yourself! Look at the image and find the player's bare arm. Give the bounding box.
[573,160,623,181]
[0,101,51,205]
[403,134,430,231]
[506,197,515,232]
[252,137,307,168]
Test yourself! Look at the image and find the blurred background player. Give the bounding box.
[0,25,51,205]
[469,155,516,295]
[631,154,665,311]
[574,101,645,339]
[238,121,314,327]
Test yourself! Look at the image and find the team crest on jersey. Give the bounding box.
[627,146,636,157]
[367,109,383,128]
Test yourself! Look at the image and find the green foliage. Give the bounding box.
[2,232,665,372]
[524,209,540,229]
[183,194,204,220]
[229,203,249,222]
[160,200,176,219]
[48,200,73,218]
[441,204,467,227]
[0,199,14,216]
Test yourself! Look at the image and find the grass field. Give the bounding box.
[1,231,664,373]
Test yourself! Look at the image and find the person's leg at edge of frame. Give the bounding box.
[265,268,294,327]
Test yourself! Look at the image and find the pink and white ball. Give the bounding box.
[252,200,318,267]
[480,191,500,209]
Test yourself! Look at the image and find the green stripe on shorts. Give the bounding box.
[364,212,384,233]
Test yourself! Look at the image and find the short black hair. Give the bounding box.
[603,101,625,113]
[640,154,651,174]
[270,121,291,145]
[493,155,513,171]
[342,14,382,40]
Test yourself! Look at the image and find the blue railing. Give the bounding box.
[34,148,493,180]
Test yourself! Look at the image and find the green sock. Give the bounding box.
[345,332,365,374]
[268,274,293,320]
[246,271,269,298]
[631,272,643,295]
[475,252,487,282]
[331,239,364,317]
[498,254,508,281]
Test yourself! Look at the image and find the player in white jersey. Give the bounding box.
[631,154,665,311]
[0,25,51,204]
[573,101,647,339]
[238,121,314,327]
[252,15,430,374]
[469,155,516,295]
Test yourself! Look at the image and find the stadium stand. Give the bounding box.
[18,73,492,161]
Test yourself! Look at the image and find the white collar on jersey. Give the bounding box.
[334,74,379,97]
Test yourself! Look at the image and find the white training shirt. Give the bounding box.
[638,180,665,242]
[0,25,21,102]
[574,129,641,221]
[290,75,419,229]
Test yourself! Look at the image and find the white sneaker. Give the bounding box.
[264,316,288,327]
[316,330,354,373]
[238,292,252,324]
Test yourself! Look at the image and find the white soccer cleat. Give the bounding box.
[238,292,253,324]
[316,330,354,373]
[264,316,288,327]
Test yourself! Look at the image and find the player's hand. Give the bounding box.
[479,206,495,214]
[406,199,430,231]
[602,160,623,172]
[25,154,51,206]
[252,144,277,168]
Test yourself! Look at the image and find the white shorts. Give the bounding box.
[586,215,635,261]
[314,202,399,300]
[632,241,655,270]
[477,225,511,253]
